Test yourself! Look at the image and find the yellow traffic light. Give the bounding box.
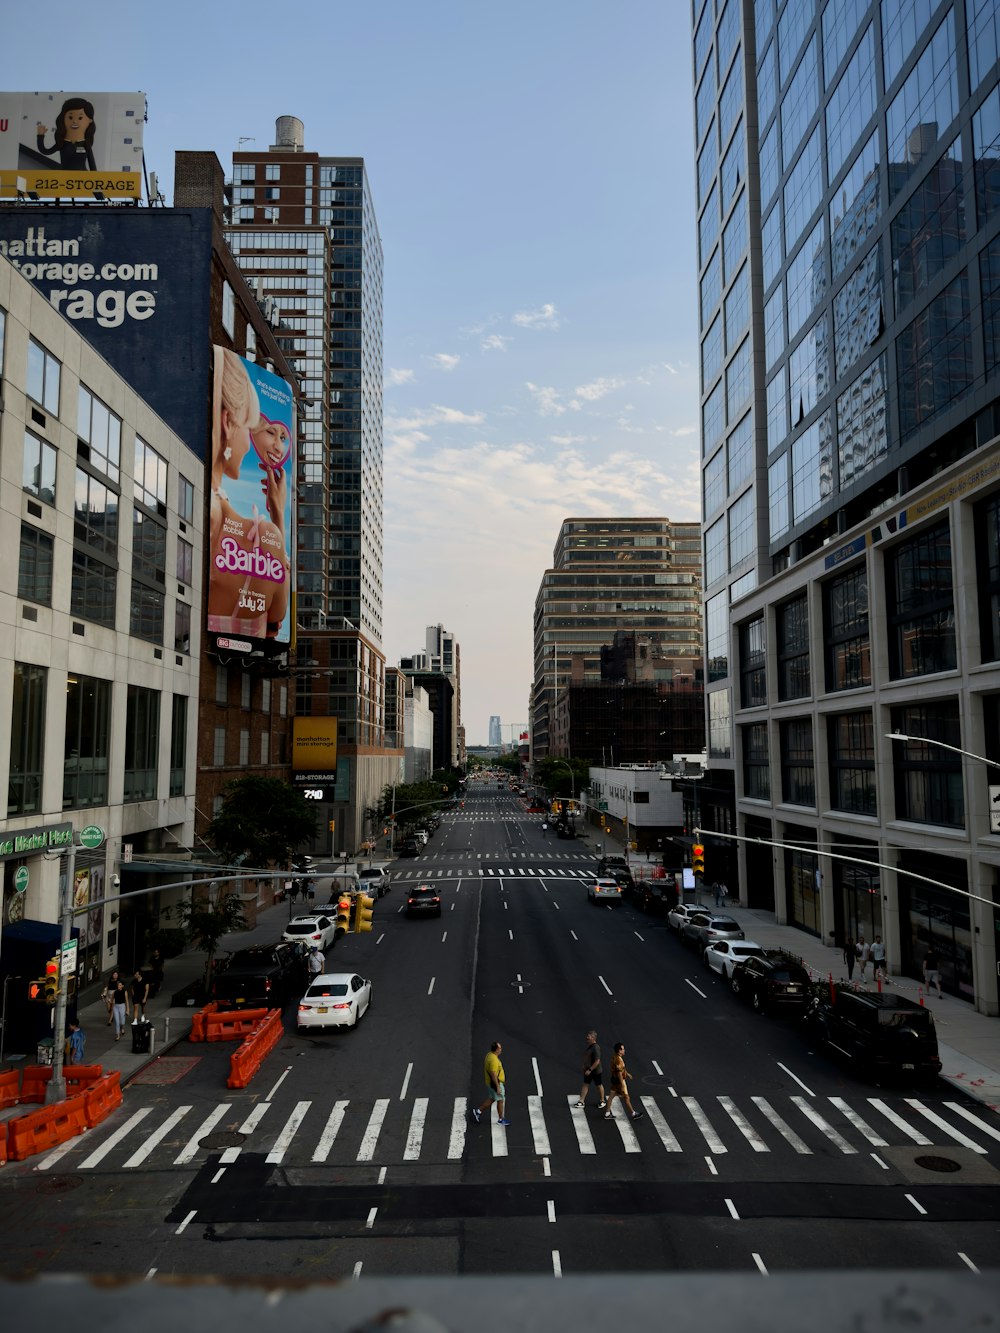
[354,892,375,934]
[335,896,352,936]
[43,955,59,1003]
[692,843,705,876]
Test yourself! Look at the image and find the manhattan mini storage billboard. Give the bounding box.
[0,91,145,198]
[209,346,295,651]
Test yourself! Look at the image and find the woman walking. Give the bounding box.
[843,936,855,982]
[110,973,129,1041]
[101,968,122,1026]
[604,1042,643,1122]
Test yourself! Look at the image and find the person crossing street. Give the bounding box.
[472,1040,508,1126]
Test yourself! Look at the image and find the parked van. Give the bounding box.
[807,990,941,1082]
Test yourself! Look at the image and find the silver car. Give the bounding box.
[680,912,745,952]
[667,901,706,932]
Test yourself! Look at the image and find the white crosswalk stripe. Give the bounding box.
[48,1089,1000,1172]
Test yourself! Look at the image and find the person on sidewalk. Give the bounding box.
[67,1019,86,1065]
[923,945,943,998]
[130,969,150,1023]
[843,936,856,981]
[149,949,165,997]
[712,881,723,907]
[110,973,129,1040]
[870,935,888,983]
[856,935,869,982]
[101,968,122,1026]
[472,1040,508,1126]
[576,1029,606,1110]
[604,1042,643,1122]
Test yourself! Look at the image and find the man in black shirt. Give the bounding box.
[576,1029,606,1110]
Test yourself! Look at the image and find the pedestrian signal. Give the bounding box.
[354,892,375,934]
[28,979,45,1002]
[692,843,705,876]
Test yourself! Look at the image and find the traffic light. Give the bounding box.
[44,955,59,1004]
[329,820,336,833]
[692,843,705,877]
[335,896,352,936]
[28,979,45,1002]
[353,892,375,934]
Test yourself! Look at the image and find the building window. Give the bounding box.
[828,710,876,815]
[265,164,280,181]
[743,721,770,799]
[71,550,116,628]
[824,564,870,691]
[780,717,815,806]
[831,130,881,279]
[886,519,956,679]
[9,663,46,815]
[262,679,271,712]
[22,430,57,505]
[215,664,228,705]
[134,437,167,513]
[130,507,166,644]
[18,525,54,605]
[890,700,964,828]
[78,386,122,482]
[824,23,876,182]
[887,10,959,204]
[174,600,191,654]
[837,353,888,487]
[708,688,732,759]
[781,36,819,170]
[63,674,110,809]
[27,338,61,414]
[222,281,236,338]
[124,686,159,802]
[261,732,270,766]
[891,137,964,317]
[170,694,187,798]
[241,673,251,709]
[239,730,250,766]
[177,537,193,586]
[178,473,195,524]
[777,594,810,700]
[728,488,754,568]
[739,615,767,708]
[976,490,1000,662]
[213,727,226,767]
[705,516,727,584]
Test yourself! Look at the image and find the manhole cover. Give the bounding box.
[200,1131,247,1150]
[35,1176,83,1194]
[914,1154,962,1173]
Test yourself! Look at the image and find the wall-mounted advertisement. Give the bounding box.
[209,346,295,652]
[0,91,146,198]
[292,717,339,787]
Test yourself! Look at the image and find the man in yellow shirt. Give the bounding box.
[473,1040,508,1126]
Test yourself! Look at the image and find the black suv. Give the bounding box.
[597,856,634,889]
[807,990,942,1082]
[631,878,671,915]
[211,942,304,1009]
[731,951,811,1014]
[398,837,421,858]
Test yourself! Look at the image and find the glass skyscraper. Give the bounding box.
[693,0,1000,1014]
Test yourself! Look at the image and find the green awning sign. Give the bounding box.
[13,865,29,894]
[79,825,105,850]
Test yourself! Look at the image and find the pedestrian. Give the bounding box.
[472,1040,508,1126]
[576,1029,606,1109]
[712,880,722,907]
[110,973,129,1040]
[843,936,856,981]
[130,969,150,1023]
[856,935,869,982]
[307,945,324,979]
[101,968,121,1026]
[923,945,943,998]
[604,1042,643,1122]
[67,1019,86,1065]
[870,935,888,983]
[149,949,165,997]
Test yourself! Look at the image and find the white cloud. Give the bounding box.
[513,302,560,330]
[481,333,511,352]
[549,433,587,445]
[525,382,566,416]
[429,352,461,371]
[386,404,485,432]
[574,376,627,402]
[672,425,696,436]
[386,367,415,387]
[664,362,679,375]
[432,404,486,425]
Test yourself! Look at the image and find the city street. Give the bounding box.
[0,786,997,1283]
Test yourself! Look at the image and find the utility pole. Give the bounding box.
[45,833,78,1105]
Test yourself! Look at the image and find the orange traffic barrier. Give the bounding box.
[7,1093,88,1161]
[65,1064,103,1096]
[190,1002,219,1042]
[19,1064,53,1105]
[205,1008,268,1042]
[0,1122,7,1165]
[227,1009,283,1089]
[0,1069,19,1109]
[83,1071,122,1129]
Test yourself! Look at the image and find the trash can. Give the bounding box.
[131,1020,152,1054]
[36,1037,55,1065]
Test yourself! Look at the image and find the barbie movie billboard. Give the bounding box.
[209,347,295,651]
[0,91,145,197]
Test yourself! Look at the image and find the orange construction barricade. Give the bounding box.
[227,1010,283,1088]
[0,1069,20,1109]
[83,1071,122,1129]
[18,1065,53,1105]
[7,1094,88,1161]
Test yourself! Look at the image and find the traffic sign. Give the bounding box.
[79,824,105,850]
[990,785,1000,834]
[13,865,29,894]
[60,939,78,977]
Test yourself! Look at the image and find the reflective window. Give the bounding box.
[769,453,791,539]
[705,515,727,583]
[719,50,744,147]
[886,11,959,203]
[729,488,755,567]
[709,687,732,758]
[972,84,1000,228]
[698,121,718,206]
[701,247,722,322]
[718,0,740,72]
[177,536,193,585]
[17,524,54,606]
[705,446,727,516]
[783,126,824,255]
[785,216,827,343]
[890,700,964,826]
[896,272,971,436]
[134,437,167,512]
[765,287,785,369]
[721,118,745,205]
[827,711,877,815]
[728,411,753,492]
[837,353,888,486]
[760,120,780,208]
[824,564,871,690]
[699,182,720,267]
[78,385,122,483]
[695,0,713,78]
[968,0,1000,90]
[22,429,57,505]
[781,37,819,170]
[27,339,60,415]
[763,204,783,290]
[740,616,767,708]
[791,414,834,523]
[825,24,876,181]
[778,0,815,82]
[886,519,956,679]
[222,281,235,338]
[789,315,829,424]
[831,130,881,278]
[64,675,111,809]
[781,718,816,805]
[707,590,730,682]
[822,0,867,82]
[178,473,195,524]
[834,245,884,378]
[71,549,116,628]
[703,381,725,456]
[723,189,748,280]
[124,685,160,803]
[892,137,964,315]
[726,338,752,422]
[743,722,770,798]
[767,366,788,451]
[975,489,1000,661]
[74,467,119,560]
[755,0,774,54]
[9,663,46,816]
[758,40,778,128]
[170,695,187,798]
[702,313,724,390]
[982,237,1000,371]
[725,263,750,351]
[883,0,937,89]
[777,594,810,700]
[696,58,717,146]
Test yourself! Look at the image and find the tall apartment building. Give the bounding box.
[488,715,502,747]
[531,518,703,760]
[225,118,399,851]
[692,0,1000,1013]
[398,624,464,770]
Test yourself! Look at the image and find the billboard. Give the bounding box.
[209,346,295,650]
[292,718,340,786]
[0,91,146,198]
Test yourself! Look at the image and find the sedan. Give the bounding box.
[704,939,765,979]
[667,901,704,932]
[587,877,623,905]
[406,884,442,917]
[296,972,372,1030]
[282,914,336,952]
[358,866,390,898]
[680,912,745,952]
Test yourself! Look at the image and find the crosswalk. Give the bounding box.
[33,1090,1000,1174]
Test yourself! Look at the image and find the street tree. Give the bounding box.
[169,882,248,995]
[206,775,318,868]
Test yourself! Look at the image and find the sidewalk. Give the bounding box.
[575,825,1000,1112]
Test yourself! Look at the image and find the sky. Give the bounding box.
[2,0,701,745]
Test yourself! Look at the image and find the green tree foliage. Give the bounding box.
[169,882,248,991]
[375,778,451,831]
[206,776,318,868]
[534,756,592,798]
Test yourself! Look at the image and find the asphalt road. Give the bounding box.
[1,783,998,1282]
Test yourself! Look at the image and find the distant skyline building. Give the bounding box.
[488,715,502,747]
[399,624,463,770]
[691,0,1000,1014]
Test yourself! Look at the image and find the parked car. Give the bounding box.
[358,866,390,898]
[406,884,442,917]
[703,939,765,979]
[296,972,372,1031]
[805,990,942,1082]
[631,879,672,915]
[667,901,703,933]
[587,877,623,905]
[211,942,303,1009]
[680,912,745,952]
[398,837,421,858]
[731,951,811,1013]
[282,914,337,952]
